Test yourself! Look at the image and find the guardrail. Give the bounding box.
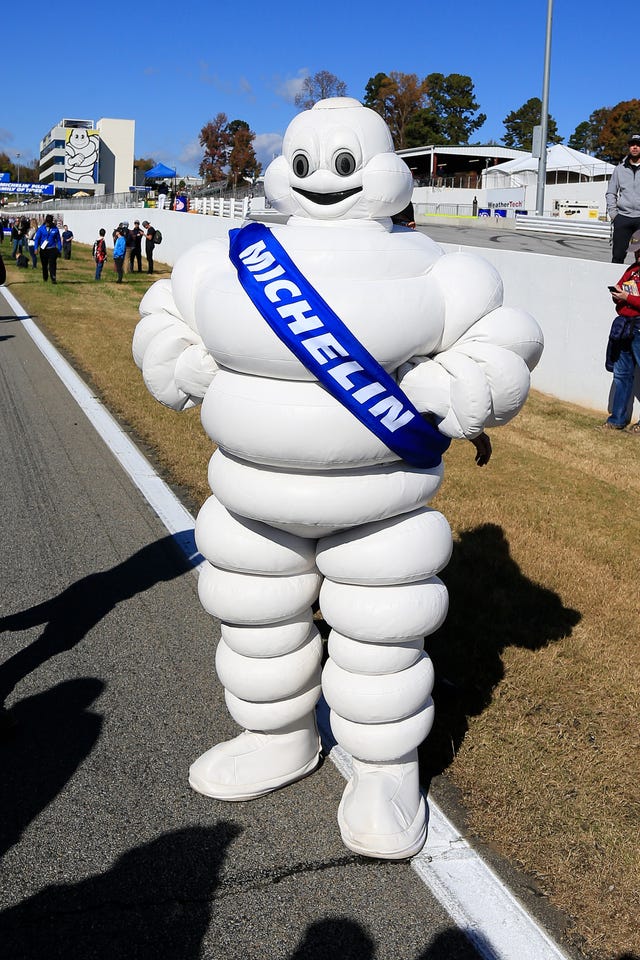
[514,215,611,240]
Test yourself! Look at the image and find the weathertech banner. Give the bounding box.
[229,221,450,468]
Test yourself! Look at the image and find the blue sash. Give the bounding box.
[228,222,449,468]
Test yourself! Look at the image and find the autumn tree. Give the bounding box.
[199,114,260,187]
[363,72,429,149]
[596,100,640,163]
[199,112,231,183]
[294,70,347,110]
[502,97,562,150]
[134,157,156,173]
[364,71,485,148]
[227,119,260,188]
[0,152,38,182]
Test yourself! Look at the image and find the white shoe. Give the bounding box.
[188,717,321,801]
[337,753,426,859]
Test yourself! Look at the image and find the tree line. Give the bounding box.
[4,73,638,190]
[197,70,640,188]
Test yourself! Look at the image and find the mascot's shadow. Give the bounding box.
[419,522,581,780]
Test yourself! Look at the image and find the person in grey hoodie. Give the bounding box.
[606,134,640,263]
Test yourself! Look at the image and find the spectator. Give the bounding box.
[61,224,74,259]
[93,228,107,281]
[0,250,5,286]
[142,220,156,274]
[157,182,168,210]
[124,222,135,273]
[606,134,640,264]
[603,246,640,431]
[10,221,21,259]
[34,214,62,283]
[18,217,30,256]
[129,220,143,273]
[392,201,416,229]
[113,228,126,283]
[26,219,38,269]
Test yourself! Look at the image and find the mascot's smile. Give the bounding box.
[293,185,362,205]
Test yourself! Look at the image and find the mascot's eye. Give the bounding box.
[334,152,356,177]
[292,153,310,178]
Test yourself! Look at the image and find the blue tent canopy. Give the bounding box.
[144,162,176,179]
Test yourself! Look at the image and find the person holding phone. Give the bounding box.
[604,246,640,430]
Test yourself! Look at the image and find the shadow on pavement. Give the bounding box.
[0,532,197,711]
[0,678,103,859]
[422,523,581,779]
[290,919,490,959]
[0,824,240,959]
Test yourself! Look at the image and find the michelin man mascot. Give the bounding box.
[133,98,543,860]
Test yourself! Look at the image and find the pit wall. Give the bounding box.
[35,207,634,422]
[412,181,608,217]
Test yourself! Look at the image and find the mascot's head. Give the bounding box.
[69,128,90,149]
[264,97,413,221]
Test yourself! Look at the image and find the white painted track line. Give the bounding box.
[1,284,571,960]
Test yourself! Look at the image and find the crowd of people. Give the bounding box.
[0,214,161,285]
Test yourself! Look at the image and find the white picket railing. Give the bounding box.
[188,196,251,218]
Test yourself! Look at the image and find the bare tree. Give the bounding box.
[294,70,347,110]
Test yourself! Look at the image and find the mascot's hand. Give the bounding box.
[133,280,218,410]
[399,302,543,440]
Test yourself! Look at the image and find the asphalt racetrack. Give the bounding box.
[418,220,615,262]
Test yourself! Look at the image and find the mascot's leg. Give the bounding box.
[188,495,323,800]
[317,507,452,859]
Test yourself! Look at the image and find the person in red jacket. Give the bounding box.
[605,247,640,431]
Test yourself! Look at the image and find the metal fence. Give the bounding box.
[514,215,612,239]
[416,203,477,218]
[8,181,263,219]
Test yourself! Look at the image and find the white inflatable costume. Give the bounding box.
[133,98,543,860]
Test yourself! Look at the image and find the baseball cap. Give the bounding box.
[629,134,640,145]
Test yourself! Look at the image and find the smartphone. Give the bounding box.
[608,286,618,291]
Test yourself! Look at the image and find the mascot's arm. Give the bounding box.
[399,254,544,439]
[133,279,218,411]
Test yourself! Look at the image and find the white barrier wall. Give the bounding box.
[439,242,632,419]
[31,208,633,421]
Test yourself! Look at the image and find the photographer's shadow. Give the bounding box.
[0,824,240,960]
[0,532,198,712]
[0,678,104,858]
[422,523,581,778]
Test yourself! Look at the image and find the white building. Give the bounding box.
[39,117,135,195]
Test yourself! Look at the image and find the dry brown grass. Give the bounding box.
[4,241,639,959]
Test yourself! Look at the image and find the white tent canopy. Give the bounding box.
[484,145,614,187]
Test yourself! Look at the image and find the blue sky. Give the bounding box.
[1,0,636,178]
